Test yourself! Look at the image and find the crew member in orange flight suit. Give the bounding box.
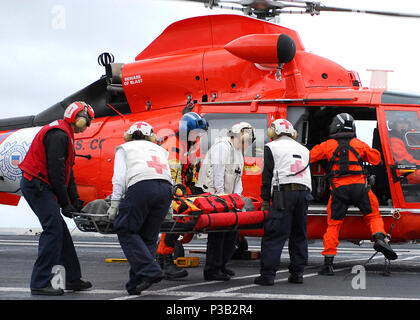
[310,113,397,276]
[157,112,208,280]
[388,114,420,184]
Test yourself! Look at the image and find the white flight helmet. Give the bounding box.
[228,121,256,144]
[124,121,156,142]
[268,119,297,139]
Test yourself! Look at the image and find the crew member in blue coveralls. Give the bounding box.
[107,121,173,295]
[254,119,312,286]
[19,101,94,296]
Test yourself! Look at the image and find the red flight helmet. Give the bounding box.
[64,101,95,128]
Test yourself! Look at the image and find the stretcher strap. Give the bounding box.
[205,197,218,212]
[227,194,240,212]
[214,195,239,228]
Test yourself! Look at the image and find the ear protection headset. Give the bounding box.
[241,131,251,144]
[123,131,132,142]
[267,126,276,139]
[64,101,94,129]
[75,107,93,129]
[228,122,256,144]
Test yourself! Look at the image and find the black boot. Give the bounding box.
[157,254,164,268]
[318,256,335,276]
[162,254,188,280]
[372,232,398,260]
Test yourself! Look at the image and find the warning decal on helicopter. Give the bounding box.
[123,74,143,86]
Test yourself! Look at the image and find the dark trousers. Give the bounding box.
[20,177,82,289]
[113,179,172,293]
[260,190,310,280]
[204,231,238,277]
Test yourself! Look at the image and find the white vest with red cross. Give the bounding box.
[118,140,173,188]
[266,135,312,192]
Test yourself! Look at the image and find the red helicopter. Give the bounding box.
[2,0,420,245]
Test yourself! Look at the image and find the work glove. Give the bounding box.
[107,200,121,221]
[71,198,85,212]
[61,203,76,218]
[367,175,376,186]
[261,201,270,211]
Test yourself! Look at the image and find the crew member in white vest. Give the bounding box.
[195,121,255,281]
[254,119,312,286]
[107,121,173,295]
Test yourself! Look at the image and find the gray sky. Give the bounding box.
[2,0,420,230]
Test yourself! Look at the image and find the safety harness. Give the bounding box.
[326,137,369,195]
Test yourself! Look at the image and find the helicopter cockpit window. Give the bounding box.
[385,110,420,203]
[201,113,268,158]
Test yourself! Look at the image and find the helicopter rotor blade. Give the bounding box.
[218,0,306,10]
[312,3,420,18]
[169,0,420,20]
[261,1,420,18]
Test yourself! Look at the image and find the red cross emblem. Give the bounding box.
[290,160,305,177]
[135,121,148,130]
[279,120,291,129]
[146,155,167,174]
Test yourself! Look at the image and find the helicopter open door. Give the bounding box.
[378,106,420,209]
[197,104,276,199]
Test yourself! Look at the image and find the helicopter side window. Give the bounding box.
[201,113,268,158]
[385,110,420,203]
[405,132,420,148]
[386,110,420,161]
[287,106,309,145]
